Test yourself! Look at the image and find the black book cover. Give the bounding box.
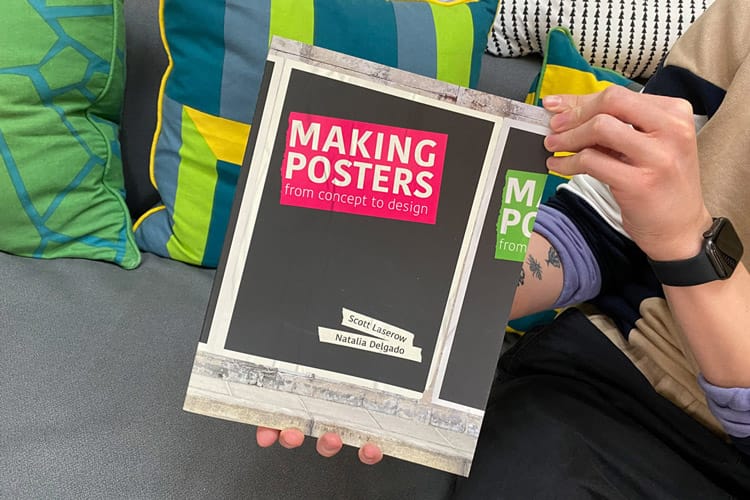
[186,38,550,476]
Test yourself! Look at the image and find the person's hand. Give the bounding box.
[543,87,713,262]
[255,426,383,465]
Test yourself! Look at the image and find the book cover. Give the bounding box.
[184,38,551,476]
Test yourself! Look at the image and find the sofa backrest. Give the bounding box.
[121,0,166,219]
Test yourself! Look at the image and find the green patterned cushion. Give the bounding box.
[0,0,139,269]
[135,0,500,267]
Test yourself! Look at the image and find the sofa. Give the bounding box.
[0,1,543,498]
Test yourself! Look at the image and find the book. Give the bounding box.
[184,37,551,476]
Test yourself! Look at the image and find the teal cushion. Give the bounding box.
[135,0,500,267]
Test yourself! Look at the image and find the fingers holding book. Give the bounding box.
[256,427,383,465]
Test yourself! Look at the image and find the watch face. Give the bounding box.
[709,218,744,278]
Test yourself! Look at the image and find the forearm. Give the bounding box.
[664,264,750,388]
[642,211,750,388]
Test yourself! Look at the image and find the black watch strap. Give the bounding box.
[648,217,743,287]
[648,251,718,287]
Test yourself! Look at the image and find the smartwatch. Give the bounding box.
[648,217,744,287]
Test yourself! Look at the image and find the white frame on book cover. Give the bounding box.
[200,54,544,414]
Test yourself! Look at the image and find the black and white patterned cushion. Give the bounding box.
[487,0,714,79]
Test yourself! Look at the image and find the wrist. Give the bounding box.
[644,212,714,262]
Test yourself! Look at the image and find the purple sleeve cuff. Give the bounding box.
[534,204,602,308]
[698,375,750,438]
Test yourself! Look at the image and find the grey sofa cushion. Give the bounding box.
[478,53,543,103]
[0,252,455,499]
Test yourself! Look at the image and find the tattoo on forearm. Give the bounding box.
[528,255,543,280]
[546,246,561,268]
[517,267,525,287]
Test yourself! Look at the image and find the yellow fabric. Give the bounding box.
[185,106,251,165]
[538,64,615,101]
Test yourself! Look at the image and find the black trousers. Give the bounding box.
[452,309,750,499]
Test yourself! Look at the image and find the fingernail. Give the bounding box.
[543,95,561,108]
[549,113,567,130]
[544,135,556,151]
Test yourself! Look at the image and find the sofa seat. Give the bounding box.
[0,0,542,497]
